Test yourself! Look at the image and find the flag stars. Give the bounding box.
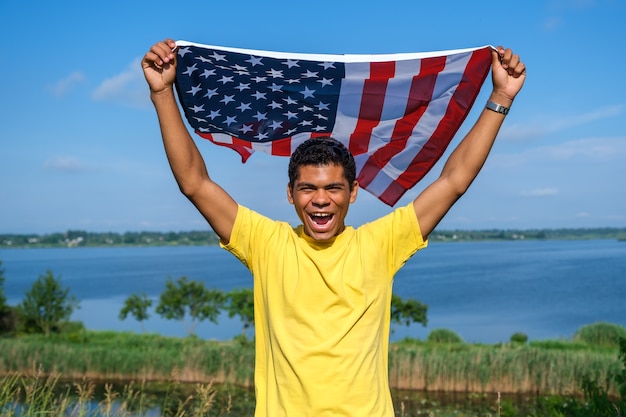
[266,68,284,78]
[235,83,251,91]
[252,91,267,100]
[269,120,283,130]
[237,102,252,112]
[299,104,314,112]
[210,51,227,61]
[201,69,216,78]
[283,59,300,68]
[220,95,235,105]
[284,96,297,105]
[191,104,205,113]
[253,111,268,121]
[268,101,283,109]
[208,110,221,119]
[218,75,234,84]
[270,83,283,92]
[246,56,263,66]
[178,47,191,57]
[255,132,269,140]
[187,84,202,96]
[316,102,330,111]
[252,76,267,83]
[302,70,318,78]
[183,64,198,76]
[240,124,254,134]
[319,62,336,69]
[300,86,316,98]
[317,78,333,87]
[204,88,218,99]
[224,116,238,126]
[283,111,298,119]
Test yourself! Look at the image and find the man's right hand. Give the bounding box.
[142,39,178,94]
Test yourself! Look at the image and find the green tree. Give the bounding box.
[226,288,254,338]
[390,294,428,333]
[156,276,225,336]
[0,260,7,313]
[19,270,79,336]
[119,293,153,333]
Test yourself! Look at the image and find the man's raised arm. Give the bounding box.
[142,39,238,243]
[413,46,527,239]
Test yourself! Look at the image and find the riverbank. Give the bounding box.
[0,330,622,397]
[2,227,626,248]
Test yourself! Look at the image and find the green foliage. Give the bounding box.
[390,293,428,328]
[0,261,6,313]
[225,288,254,338]
[510,332,528,344]
[156,276,225,336]
[573,322,626,348]
[427,328,463,344]
[119,293,153,332]
[18,270,79,337]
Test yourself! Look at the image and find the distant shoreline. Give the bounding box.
[2,227,625,249]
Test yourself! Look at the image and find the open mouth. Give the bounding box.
[309,212,334,226]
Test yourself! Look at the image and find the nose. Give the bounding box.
[312,189,330,207]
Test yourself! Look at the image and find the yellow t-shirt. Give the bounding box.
[222,203,427,417]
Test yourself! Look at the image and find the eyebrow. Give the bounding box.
[296,181,346,189]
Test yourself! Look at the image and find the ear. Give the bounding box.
[287,183,294,204]
[349,181,359,204]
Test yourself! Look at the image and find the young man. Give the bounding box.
[142,39,526,417]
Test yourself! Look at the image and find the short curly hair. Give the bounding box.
[288,137,356,190]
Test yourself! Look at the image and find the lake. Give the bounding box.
[1,239,625,344]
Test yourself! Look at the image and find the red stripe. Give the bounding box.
[357,56,447,188]
[379,47,492,204]
[271,137,293,156]
[197,132,254,162]
[348,61,396,156]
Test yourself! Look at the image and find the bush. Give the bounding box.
[573,322,626,348]
[510,332,528,344]
[0,306,20,336]
[427,328,463,344]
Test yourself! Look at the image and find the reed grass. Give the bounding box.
[388,342,621,397]
[0,331,621,397]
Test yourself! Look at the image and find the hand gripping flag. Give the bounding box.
[174,40,493,206]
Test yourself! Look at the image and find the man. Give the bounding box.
[142,38,526,417]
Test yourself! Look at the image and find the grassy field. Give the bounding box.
[1,330,625,416]
[0,331,622,397]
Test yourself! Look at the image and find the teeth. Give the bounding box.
[311,213,331,218]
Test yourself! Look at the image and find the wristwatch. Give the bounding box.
[485,100,509,115]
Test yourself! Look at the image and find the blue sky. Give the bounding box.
[1,0,625,234]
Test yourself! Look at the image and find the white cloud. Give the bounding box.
[43,156,85,172]
[47,71,86,97]
[520,188,559,197]
[92,57,149,107]
[499,105,624,141]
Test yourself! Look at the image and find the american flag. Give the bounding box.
[174,40,493,206]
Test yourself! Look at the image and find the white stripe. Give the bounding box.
[376,51,474,182]
[366,58,423,154]
[176,40,492,63]
[331,61,370,150]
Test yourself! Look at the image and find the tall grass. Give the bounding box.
[0,331,622,397]
[0,370,233,417]
[389,343,622,396]
[0,332,254,386]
